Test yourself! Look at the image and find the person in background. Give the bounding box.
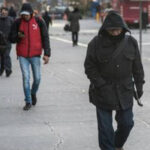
[0,7,13,77]
[84,11,145,150]
[9,3,51,111]
[33,9,40,17]
[68,7,81,47]
[8,6,17,20]
[142,7,149,31]
[96,3,101,22]
[42,10,52,31]
[64,7,70,20]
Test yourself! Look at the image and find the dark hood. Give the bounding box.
[98,11,130,35]
[20,3,33,15]
[73,7,79,13]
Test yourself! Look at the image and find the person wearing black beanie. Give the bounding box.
[9,3,51,111]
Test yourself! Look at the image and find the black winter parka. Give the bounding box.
[68,10,81,32]
[84,12,145,110]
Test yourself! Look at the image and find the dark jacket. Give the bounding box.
[9,16,51,57]
[142,11,148,29]
[84,12,145,110]
[8,7,17,20]
[68,8,81,32]
[0,16,13,44]
[42,11,52,29]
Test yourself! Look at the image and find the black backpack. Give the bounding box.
[0,31,7,54]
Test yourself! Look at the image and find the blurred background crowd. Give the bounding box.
[0,0,149,29]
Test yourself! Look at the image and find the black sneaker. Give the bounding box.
[32,94,37,106]
[0,69,4,76]
[23,103,32,111]
[6,70,12,77]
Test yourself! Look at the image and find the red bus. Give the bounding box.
[111,0,150,25]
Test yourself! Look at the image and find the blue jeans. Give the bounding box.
[96,107,134,150]
[19,56,41,103]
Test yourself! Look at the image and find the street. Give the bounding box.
[0,19,150,150]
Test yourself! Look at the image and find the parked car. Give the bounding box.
[49,6,66,19]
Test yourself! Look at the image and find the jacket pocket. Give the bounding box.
[96,84,117,105]
[99,58,109,63]
[124,53,135,61]
[123,81,134,91]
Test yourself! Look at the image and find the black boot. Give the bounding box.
[32,94,37,106]
[75,42,78,46]
[23,103,32,111]
[6,70,12,77]
[73,43,76,47]
[0,69,4,76]
[116,148,124,150]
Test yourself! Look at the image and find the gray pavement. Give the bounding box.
[0,19,150,150]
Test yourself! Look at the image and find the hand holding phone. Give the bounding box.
[18,31,25,38]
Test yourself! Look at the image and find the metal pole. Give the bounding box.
[139,0,143,55]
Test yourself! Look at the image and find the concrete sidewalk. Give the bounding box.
[0,19,150,150]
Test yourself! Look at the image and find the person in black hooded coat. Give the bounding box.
[84,11,145,150]
[68,7,81,46]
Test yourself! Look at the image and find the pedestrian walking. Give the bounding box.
[64,7,70,20]
[9,3,51,111]
[42,10,52,31]
[84,11,145,150]
[96,3,101,22]
[8,6,17,20]
[0,7,13,77]
[68,7,81,47]
[142,8,148,31]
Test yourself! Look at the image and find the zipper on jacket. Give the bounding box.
[28,21,30,57]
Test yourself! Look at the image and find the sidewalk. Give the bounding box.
[0,19,150,150]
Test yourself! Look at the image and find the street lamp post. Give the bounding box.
[139,0,143,54]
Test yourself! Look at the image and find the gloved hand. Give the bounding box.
[134,90,143,100]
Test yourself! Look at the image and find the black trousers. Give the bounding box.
[96,107,134,150]
[72,32,78,45]
[0,45,12,72]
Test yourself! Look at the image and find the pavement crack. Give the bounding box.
[44,121,64,150]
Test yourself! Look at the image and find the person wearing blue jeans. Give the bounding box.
[19,57,41,104]
[9,3,51,110]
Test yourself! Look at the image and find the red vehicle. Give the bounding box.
[111,0,150,25]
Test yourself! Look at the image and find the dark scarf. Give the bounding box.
[101,30,125,47]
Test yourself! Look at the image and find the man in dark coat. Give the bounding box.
[8,6,17,20]
[68,7,81,46]
[42,10,52,31]
[84,11,145,150]
[0,7,13,77]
